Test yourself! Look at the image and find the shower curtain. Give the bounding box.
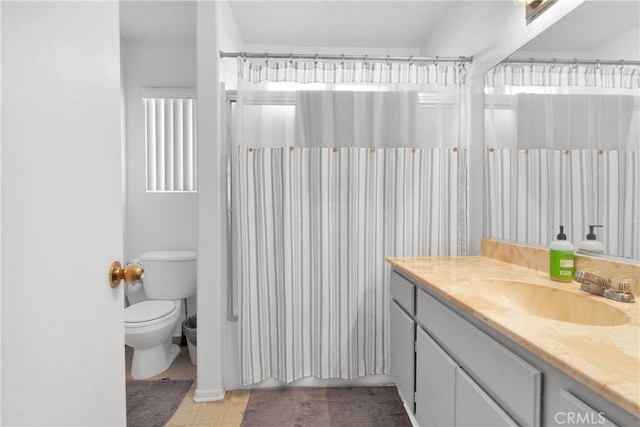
[232,57,469,384]
[485,62,639,259]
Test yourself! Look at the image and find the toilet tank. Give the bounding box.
[140,251,197,300]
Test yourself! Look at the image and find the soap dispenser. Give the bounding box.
[550,225,574,282]
[578,225,604,254]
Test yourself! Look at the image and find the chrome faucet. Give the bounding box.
[574,271,635,303]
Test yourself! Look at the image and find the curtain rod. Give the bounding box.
[502,58,640,66]
[219,51,473,64]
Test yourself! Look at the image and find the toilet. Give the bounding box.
[124,250,197,380]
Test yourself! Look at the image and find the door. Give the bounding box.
[1,2,125,426]
[389,301,415,410]
[455,369,518,427]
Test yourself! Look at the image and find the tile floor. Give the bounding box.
[125,344,251,426]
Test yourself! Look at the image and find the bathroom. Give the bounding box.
[1,0,638,425]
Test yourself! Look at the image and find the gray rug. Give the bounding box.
[126,378,192,427]
[241,386,412,427]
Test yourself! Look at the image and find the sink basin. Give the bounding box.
[470,280,631,326]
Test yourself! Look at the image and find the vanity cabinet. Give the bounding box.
[390,271,638,427]
[389,269,639,427]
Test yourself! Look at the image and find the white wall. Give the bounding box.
[0,1,4,419]
[194,0,227,402]
[122,39,197,263]
[592,25,640,60]
[121,38,198,317]
[217,0,244,90]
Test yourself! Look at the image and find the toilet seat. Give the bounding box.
[125,300,177,327]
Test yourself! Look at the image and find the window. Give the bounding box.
[143,88,197,192]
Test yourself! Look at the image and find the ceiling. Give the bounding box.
[120,1,639,55]
[227,1,466,48]
[119,0,506,48]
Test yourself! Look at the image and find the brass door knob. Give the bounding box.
[109,261,144,288]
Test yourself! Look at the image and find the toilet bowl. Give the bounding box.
[125,300,182,379]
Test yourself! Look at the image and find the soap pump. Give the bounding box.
[578,225,604,254]
[549,225,574,282]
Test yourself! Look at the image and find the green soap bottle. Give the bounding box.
[549,225,574,282]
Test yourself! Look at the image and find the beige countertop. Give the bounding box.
[386,256,640,418]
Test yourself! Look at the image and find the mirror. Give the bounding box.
[484,1,639,260]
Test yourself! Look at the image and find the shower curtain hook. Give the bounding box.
[434,56,439,67]
[242,52,247,62]
[265,52,269,66]
[314,53,319,66]
[341,54,345,66]
[502,59,510,74]
[289,53,293,66]
[408,55,413,66]
[386,55,391,66]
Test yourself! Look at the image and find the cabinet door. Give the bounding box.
[390,301,415,410]
[415,327,457,427]
[554,389,617,427]
[455,369,518,427]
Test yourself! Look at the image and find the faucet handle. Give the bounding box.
[574,270,610,289]
[611,277,634,294]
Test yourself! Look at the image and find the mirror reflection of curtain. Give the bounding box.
[232,57,470,384]
[485,63,639,259]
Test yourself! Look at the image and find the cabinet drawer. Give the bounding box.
[416,288,541,427]
[390,271,414,313]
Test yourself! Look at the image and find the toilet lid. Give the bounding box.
[125,300,176,323]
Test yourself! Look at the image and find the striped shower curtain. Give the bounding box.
[236,146,466,383]
[232,57,469,385]
[485,148,639,258]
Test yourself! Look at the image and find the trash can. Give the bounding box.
[182,315,197,365]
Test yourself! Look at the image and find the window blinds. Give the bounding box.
[144,97,197,192]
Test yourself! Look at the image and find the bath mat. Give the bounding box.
[126,378,192,427]
[241,386,412,427]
